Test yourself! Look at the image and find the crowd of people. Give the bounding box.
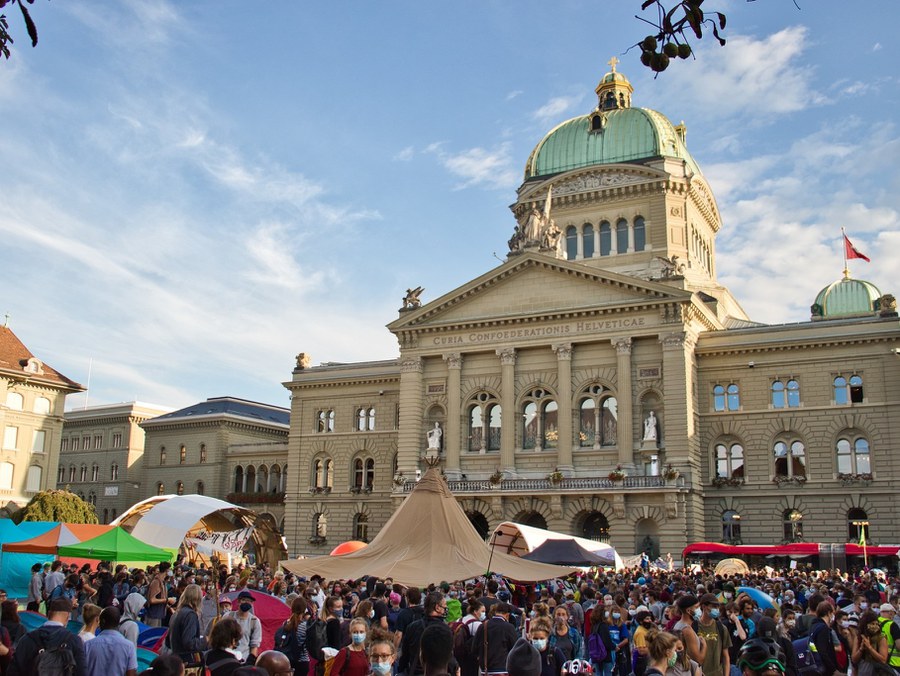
[0,559,897,676]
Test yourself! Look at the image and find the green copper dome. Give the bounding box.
[524,107,702,179]
[812,277,881,319]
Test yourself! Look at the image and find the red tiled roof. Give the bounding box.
[0,326,85,391]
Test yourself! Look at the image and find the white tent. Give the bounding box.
[490,521,624,570]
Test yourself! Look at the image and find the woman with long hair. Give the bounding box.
[457,599,486,676]
[608,604,631,676]
[851,611,891,676]
[169,583,209,666]
[589,604,617,676]
[322,594,345,649]
[550,604,583,661]
[530,616,566,676]
[204,617,243,676]
[277,596,312,676]
[332,618,372,676]
[367,631,396,676]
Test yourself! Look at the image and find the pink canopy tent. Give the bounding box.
[221,588,291,652]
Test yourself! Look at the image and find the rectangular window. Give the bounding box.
[93,435,102,449]
[3,426,18,450]
[26,465,42,493]
[112,433,122,448]
[71,437,79,451]
[32,430,46,453]
[82,436,90,450]
[61,438,69,452]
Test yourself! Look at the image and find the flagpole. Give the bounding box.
[841,227,849,279]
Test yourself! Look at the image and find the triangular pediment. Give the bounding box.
[388,252,691,332]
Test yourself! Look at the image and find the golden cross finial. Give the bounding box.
[607,56,619,72]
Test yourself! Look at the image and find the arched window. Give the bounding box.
[157,482,165,495]
[176,481,184,496]
[722,510,742,544]
[245,466,256,493]
[579,384,617,448]
[196,480,204,495]
[354,513,369,542]
[582,512,610,542]
[599,221,611,256]
[726,384,740,410]
[199,444,207,463]
[772,380,800,408]
[468,392,501,452]
[270,464,282,492]
[367,408,376,431]
[357,408,367,431]
[257,465,269,492]
[521,388,556,451]
[583,223,595,258]
[0,461,13,490]
[91,464,99,482]
[783,509,803,542]
[771,381,785,408]
[58,465,65,484]
[774,439,806,478]
[110,463,119,480]
[633,216,646,252]
[179,445,186,464]
[616,218,628,254]
[565,226,578,260]
[847,508,869,542]
[87,491,96,506]
[713,385,725,412]
[80,464,87,482]
[313,512,327,538]
[787,380,801,407]
[5,392,23,410]
[317,410,335,433]
[69,465,76,482]
[834,375,864,405]
[354,458,375,490]
[836,436,871,475]
[234,466,244,493]
[159,447,167,465]
[714,441,744,480]
[542,400,558,448]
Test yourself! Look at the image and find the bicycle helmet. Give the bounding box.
[562,659,593,675]
[737,638,785,673]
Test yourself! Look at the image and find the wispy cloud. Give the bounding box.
[427,142,519,190]
[393,146,415,161]
[506,90,523,101]
[533,95,583,123]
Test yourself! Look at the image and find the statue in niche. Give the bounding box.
[643,411,658,441]
[426,422,443,451]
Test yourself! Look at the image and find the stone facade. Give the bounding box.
[281,67,900,561]
[1,325,84,515]
[60,402,171,521]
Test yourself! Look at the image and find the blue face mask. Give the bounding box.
[371,662,392,675]
[352,633,366,645]
[692,608,702,620]
[532,639,547,651]
[612,612,621,620]
[710,609,720,619]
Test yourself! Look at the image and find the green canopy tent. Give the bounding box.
[56,526,176,564]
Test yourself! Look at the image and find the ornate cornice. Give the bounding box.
[496,348,517,366]
[400,356,423,373]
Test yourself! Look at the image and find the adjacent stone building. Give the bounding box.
[282,64,900,560]
[0,324,84,515]
[60,402,171,522]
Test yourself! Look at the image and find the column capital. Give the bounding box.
[443,353,463,369]
[400,356,423,373]
[496,347,517,366]
[552,343,573,360]
[659,331,694,350]
[611,337,633,355]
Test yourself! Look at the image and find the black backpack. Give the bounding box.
[305,618,328,662]
[33,632,77,676]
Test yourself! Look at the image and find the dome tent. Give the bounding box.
[111,494,286,567]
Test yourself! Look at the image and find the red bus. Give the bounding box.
[682,542,899,573]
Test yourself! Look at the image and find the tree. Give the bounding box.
[0,0,39,61]
[15,489,98,524]
[633,0,729,73]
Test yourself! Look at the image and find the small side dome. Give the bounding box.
[811,277,882,319]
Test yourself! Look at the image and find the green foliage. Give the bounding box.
[15,489,98,524]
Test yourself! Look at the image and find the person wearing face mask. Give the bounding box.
[528,617,565,676]
[608,605,631,676]
[145,562,172,628]
[588,603,617,676]
[205,617,245,676]
[368,633,397,676]
[645,629,680,676]
[697,594,731,676]
[665,638,699,676]
[452,599,485,676]
[224,590,263,664]
[399,592,458,676]
[810,602,844,676]
[333,618,372,676]
[673,596,707,669]
[550,604,584,662]
[632,610,655,676]
[852,610,892,676]
[777,610,797,642]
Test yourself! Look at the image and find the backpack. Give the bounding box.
[792,624,824,676]
[275,621,302,663]
[305,618,328,662]
[451,618,476,662]
[33,632,77,676]
[587,629,608,663]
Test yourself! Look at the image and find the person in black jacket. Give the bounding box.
[756,617,797,676]
[588,604,617,676]
[8,598,87,676]
[472,602,520,675]
[400,592,459,676]
[810,602,842,676]
[169,584,209,666]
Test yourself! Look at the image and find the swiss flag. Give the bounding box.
[843,234,870,262]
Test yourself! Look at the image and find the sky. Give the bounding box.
[1,1,898,412]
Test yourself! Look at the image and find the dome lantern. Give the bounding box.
[595,56,633,112]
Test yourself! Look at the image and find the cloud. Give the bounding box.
[872,43,882,51]
[506,90,523,101]
[393,146,415,161]
[430,143,519,191]
[654,26,824,120]
[533,95,583,123]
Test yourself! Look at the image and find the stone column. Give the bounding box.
[612,337,633,466]
[610,225,618,256]
[553,343,574,472]
[397,356,423,474]
[496,348,517,472]
[576,227,584,259]
[660,332,694,466]
[628,221,635,252]
[444,353,463,476]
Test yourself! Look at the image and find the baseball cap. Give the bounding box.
[700,593,721,606]
[879,603,895,613]
[237,590,255,601]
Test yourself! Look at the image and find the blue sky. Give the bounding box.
[1,1,898,411]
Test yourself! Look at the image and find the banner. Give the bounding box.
[185,526,254,555]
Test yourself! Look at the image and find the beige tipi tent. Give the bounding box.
[281,467,578,587]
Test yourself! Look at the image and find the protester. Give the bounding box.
[85,606,139,676]
[205,617,244,676]
[226,590,263,664]
[332,618,370,676]
[8,597,87,676]
[79,603,101,644]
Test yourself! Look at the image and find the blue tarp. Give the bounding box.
[0,520,58,599]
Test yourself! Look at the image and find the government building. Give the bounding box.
[282,62,899,561]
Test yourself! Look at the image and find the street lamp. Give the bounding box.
[852,520,870,568]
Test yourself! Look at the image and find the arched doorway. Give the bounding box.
[466,511,490,540]
[580,511,610,543]
[515,511,547,530]
[634,517,659,559]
